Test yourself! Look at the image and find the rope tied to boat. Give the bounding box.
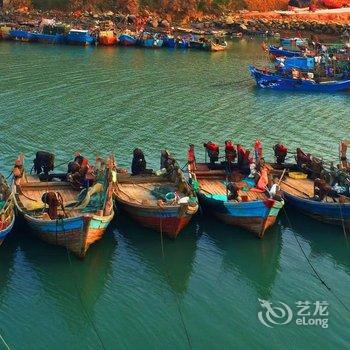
[58,219,107,350]
[283,207,350,313]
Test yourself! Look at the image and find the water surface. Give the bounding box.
[0,39,349,349]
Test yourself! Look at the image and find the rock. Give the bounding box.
[225,15,234,25]
[106,11,114,17]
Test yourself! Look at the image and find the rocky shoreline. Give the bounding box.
[1,8,349,38]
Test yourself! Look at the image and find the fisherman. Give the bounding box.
[224,140,237,164]
[226,182,241,202]
[131,148,147,175]
[314,178,334,202]
[273,143,288,165]
[33,151,55,180]
[204,142,219,165]
[41,192,65,220]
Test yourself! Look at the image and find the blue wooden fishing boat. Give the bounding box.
[12,154,115,257]
[269,45,302,58]
[188,146,284,238]
[278,171,350,229]
[66,29,95,46]
[139,32,163,48]
[8,29,33,42]
[0,174,15,246]
[118,33,137,46]
[249,65,350,92]
[31,24,67,44]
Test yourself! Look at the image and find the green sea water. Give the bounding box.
[0,39,349,350]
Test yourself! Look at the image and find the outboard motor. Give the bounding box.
[273,143,288,165]
[33,151,55,178]
[204,142,219,164]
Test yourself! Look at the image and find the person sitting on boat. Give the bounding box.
[314,178,335,202]
[204,142,219,165]
[41,191,65,220]
[296,148,312,170]
[132,148,147,175]
[12,156,24,183]
[237,145,251,174]
[225,140,237,164]
[256,166,269,192]
[226,182,241,202]
[273,143,288,165]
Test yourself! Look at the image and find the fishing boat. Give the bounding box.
[98,30,117,46]
[0,174,15,246]
[12,153,115,257]
[187,144,284,238]
[31,23,68,44]
[138,32,163,48]
[66,29,95,46]
[113,149,198,238]
[272,169,350,230]
[118,33,137,46]
[189,38,205,50]
[204,38,228,52]
[249,65,350,92]
[269,45,302,58]
[8,29,33,42]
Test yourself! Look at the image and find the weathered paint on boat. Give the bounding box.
[118,34,137,46]
[31,32,66,44]
[66,29,95,46]
[19,206,114,257]
[249,65,350,92]
[283,191,350,228]
[0,214,15,246]
[198,193,283,238]
[163,36,176,48]
[98,31,117,46]
[9,29,33,42]
[116,198,197,239]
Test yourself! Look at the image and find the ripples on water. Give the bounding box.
[0,40,349,349]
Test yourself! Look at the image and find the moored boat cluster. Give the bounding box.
[0,19,228,51]
[2,140,350,258]
[249,36,350,92]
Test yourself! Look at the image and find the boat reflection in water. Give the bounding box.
[17,219,117,327]
[0,231,18,303]
[116,215,198,295]
[281,210,350,274]
[198,215,282,299]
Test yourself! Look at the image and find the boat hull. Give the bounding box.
[0,214,15,246]
[269,45,302,58]
[283,191,350,228]
[118,34,137,46]
[116,199,197,239]
[22,212,113,258]
[99,36,117,46]
[198,193,283,238]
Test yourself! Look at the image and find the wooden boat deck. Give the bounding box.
[116,182,181,205]
[280,176,314,199]
[198,179,267,201]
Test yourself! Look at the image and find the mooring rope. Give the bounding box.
[283,207,350,313]
[0,332,11,350]
[59,219,107,350]
[158,212,192,350]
